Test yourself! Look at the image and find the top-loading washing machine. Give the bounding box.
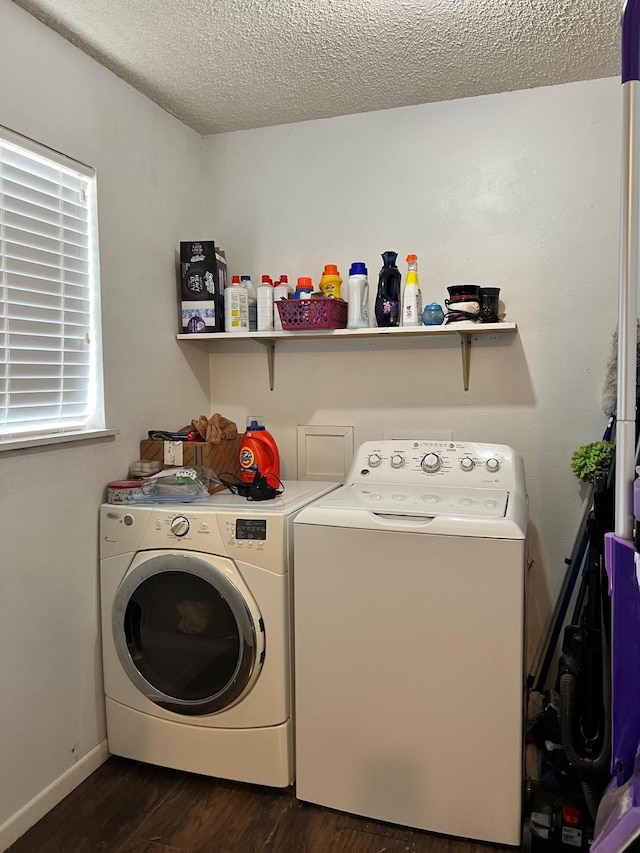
[100,480,338,788]
[293,440,528,844]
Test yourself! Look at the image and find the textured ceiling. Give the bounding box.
[12,0,621,135]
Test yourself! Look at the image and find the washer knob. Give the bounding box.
[390,454,405,469]
[367,453,383,468]
[170,516,190,537]
[485,458,500,473]
[421,453,442,473]
[460,457,475,472]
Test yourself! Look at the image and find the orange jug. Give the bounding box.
[239,417,280,487]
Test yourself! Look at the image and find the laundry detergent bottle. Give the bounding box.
[374,251,401,327]
[319,264,343,299]
[239,417,281,486]
[347,262,369,329]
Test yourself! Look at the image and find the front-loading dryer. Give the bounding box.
[99,480,338,787]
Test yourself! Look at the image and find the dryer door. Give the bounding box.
[112,551,265,716]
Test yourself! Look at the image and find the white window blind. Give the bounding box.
[0,126,104,442]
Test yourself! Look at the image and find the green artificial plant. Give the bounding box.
[571,441,614,484]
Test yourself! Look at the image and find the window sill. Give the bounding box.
[0,428,120,453]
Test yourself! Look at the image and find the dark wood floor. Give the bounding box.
[9,757,522,853]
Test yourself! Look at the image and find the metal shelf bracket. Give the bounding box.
[256,338,276,390]
[459,332,472,392]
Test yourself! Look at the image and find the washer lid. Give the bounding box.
[311,483,509,519]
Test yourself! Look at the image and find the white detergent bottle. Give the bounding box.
[241,275,258,331]
[401,254,422,326]
[224,274,249,333]
[273,275,292,331]
[347,262,369,329]
[257,275,275,331]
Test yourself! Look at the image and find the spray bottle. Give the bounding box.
[401,254,423,327]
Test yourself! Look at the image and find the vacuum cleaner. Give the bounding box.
[528,465,615,851]
[528,5,640,849]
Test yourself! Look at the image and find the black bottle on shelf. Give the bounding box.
[374,251,401,327]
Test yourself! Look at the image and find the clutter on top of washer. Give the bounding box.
[107,480,144,504]
[129,459,162,479]
[137,414,241,493]
[132,467,217,503]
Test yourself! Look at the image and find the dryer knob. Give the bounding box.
[460,457,475,472]
[170,516,190,537]
[390,454,405,469]
[421,453,442,473]
[367,453,383,468]
[485,458,500,473]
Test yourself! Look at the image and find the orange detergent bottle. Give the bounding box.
[319,264,343,298]
[239,417,281,487]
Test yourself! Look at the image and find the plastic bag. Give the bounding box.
[132,467,219,503]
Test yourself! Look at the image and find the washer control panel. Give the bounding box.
[353,440,521,489]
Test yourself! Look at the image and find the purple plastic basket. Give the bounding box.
[276,298,347,331]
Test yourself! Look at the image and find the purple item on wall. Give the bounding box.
[604,534,640,787]
[593,3,640,851]
[594,534,640,852]
[622,0,640,83]
[592,744,640,852]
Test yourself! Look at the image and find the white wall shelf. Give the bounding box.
[176,322,518,392]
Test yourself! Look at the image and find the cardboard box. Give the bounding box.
[140,435,241,494]
[179,241,227,333]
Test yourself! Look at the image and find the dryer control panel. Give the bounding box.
[350,440,525,491]
[99,505,289,575]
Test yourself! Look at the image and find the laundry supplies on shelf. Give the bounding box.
[257,275,275,332]
[318,264,343,299]
[401,254,423,327]
[224,275,249,332]
[273,275,292,331]
[347,262,369,329]
[241,275,258,331]
[374,251,401,327]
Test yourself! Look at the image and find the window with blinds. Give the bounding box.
[0,126,104,442]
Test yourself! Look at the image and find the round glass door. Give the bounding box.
[113,554,263,716]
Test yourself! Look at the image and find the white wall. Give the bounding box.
[203,77,621,667]
[0,3,623,844]
[0,4,210,848]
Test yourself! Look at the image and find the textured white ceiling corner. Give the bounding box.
[12,0,621,135]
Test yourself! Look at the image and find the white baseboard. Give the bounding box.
[0,740,110,852]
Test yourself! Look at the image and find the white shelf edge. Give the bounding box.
[176,322,517,342]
